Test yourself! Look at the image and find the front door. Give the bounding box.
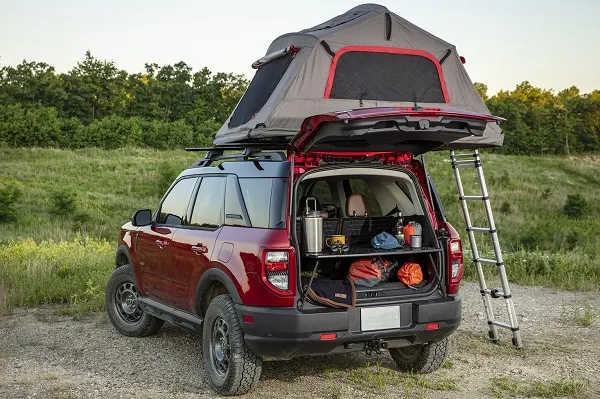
[170,176,226,311]
[137,176,198,303]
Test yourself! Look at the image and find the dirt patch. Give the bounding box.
[0,282,598,398]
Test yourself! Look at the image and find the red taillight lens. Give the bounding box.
[263,251,290,291]
[425,323,440,331]
[447,238,464,294]
[320,333,337,341]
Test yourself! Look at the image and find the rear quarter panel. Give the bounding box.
[205,226,295,308]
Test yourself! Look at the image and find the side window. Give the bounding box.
[157,178,197,226]
[238,178,272,229]
[348,179,382,216]
[190,177,226,229]
[225,175,248,227]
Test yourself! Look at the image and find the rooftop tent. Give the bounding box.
[213,4,503,149]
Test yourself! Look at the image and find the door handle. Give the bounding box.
[156,239,168,249]
[191,244,208,254]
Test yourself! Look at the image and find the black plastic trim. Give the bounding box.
[139,297,203,333]
[115,245,132,268]
[195,268,243,317]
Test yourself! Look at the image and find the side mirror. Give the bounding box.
[131,209,153,226]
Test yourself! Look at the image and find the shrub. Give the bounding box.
[82,116,143,149]
[141,119,194,149]
[0,104,62,147]
[563,194,588,219]
[51,189,77,217]
[0,178,23,222]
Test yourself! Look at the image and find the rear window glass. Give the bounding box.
[228,54,293,128]
[238,178,288,229]
[348,179,382,216]
[328,51,445,103]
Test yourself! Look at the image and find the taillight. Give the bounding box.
[447,238,464,294]
[264,251,289,291]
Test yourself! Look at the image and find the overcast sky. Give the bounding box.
[1,0,598,95]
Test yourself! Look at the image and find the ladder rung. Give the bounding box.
[490,320,513,330]
[469,227,494,233]
[451,153,477,159]
[460,195,488,201]
[452,160,479,168]
[483,289,507,298]
[476,258,499,265]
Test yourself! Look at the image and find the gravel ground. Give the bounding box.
[1,282,599,399]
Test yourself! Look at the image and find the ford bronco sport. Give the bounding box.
[105,108,499,395]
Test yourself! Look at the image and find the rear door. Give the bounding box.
[169,176,227,311]
[290,107,504,155]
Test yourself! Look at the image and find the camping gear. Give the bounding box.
[300,277,356,308]
[330,243,350,254]
[403,221,422,245]
[371,232,401,250]
[326,235,346,247]
[349,257,396,287]
[303,197,323,254]
[397,262,424,287]
[213,4,503,150]
[410,235,422,248]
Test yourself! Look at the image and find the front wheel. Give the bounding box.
[202,294,262,396]
[105,264,163,337]
[389,338,450,373]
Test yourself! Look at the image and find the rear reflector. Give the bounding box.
[319,333,337,341]
[242,315,253,324]
[425,323,440,331]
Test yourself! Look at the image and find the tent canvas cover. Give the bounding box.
[214,3,503,149]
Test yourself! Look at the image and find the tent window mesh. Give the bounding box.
[228,54,293,128]
[328,52,446,103]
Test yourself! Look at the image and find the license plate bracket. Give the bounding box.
[360,306,401,331]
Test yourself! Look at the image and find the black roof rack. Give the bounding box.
[188,143,289,168]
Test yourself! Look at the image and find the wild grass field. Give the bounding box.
[0,148,598,315]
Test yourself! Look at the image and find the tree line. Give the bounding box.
[1,52,598,154]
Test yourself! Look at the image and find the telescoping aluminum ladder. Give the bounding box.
[450,150,523,348]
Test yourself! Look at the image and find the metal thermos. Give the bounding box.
[303,197,323,254]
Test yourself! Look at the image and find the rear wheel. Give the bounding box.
[105,264,163,337]
[389,338,450,373]
[203,294,262,395]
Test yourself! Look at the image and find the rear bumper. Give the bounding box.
[235,295,461,360]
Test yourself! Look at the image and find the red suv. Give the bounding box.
[105,108,498,395]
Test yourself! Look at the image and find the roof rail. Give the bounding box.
[188,144,289,168]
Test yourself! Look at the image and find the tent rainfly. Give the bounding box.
[213,3,502,149]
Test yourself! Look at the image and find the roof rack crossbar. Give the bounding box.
[189,145,287,167]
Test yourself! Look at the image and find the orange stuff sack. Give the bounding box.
[402,224,415,244]
[349,257,393,287]
[397,262,423,287]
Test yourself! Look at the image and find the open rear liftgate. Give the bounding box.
[450,150,523,348]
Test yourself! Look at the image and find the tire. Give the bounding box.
[202,294,262,396]
[389,338,450,374]
[105,264,164,337]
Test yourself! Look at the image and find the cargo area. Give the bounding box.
[294,165,445,308]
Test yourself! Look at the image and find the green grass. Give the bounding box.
[490,374,590,398]
[425,151,600,290]
[0,147,599,312]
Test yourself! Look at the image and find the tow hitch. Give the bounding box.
[364,339,388,355]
